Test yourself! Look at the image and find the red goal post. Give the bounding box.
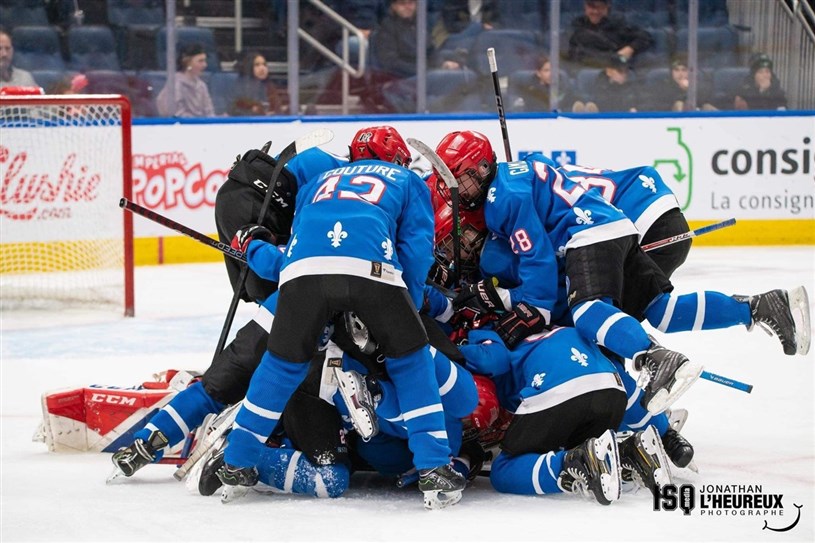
[0,94,134,316]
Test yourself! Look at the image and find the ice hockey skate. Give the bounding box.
[334,368,380,441]
[107,430,169,483]
[216,463,258,503]
[734,286,811,356]
[418,464,466,509]
[557,429,621,506]
[618,425,672,498]
[634,337,703,415]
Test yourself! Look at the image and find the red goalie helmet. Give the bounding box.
[434,130,497,211]
[433,204,487,281]
[349,125,412,167]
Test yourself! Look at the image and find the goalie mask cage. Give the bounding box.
[0,94,134,316]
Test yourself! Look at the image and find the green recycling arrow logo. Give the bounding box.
[653,127,693,210]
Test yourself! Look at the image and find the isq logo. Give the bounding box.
[653,483,803,532]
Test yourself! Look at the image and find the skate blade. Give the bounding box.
[646,360,703,415]
[594,429,621,504]
[106,466,126,484]
[789,286,811,355]
[640,426,673,488]
[686,460,699,473]
[334,368,378,441]
[423,489,463,510]
[220,484,250,504]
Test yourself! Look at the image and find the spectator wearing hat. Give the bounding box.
[156,43,215,117]
[733,53,787,110]
[0,28,37,89]
[567,0,653,69]
[576,53,642,112]
[645,54,716,111]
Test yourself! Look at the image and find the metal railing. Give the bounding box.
[727,0,815,109]
[294,0,368,115]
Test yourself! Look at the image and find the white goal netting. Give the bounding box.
[0,95,133,315]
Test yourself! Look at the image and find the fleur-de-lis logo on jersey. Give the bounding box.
[574,207,593,225]
[328,221,348,248]
[639,174,657,193]
[531,372,546,388]
[556,245,567,258]
[570,347,588,367]
[286,234,298,257]
[381,238,394,260]
[487,186,497,203]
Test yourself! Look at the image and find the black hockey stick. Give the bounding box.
[487,47,512,161]
[120,198,247,263]
[408,138,462,285]
[214,128,334,358]
[641,218,736,252]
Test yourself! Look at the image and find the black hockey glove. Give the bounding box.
[494,302,548,349]
[427,261,454,289]
[453,278,505,314]
[231,224,274,253]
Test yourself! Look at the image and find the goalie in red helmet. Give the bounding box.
[433,130,497,211]
[349,125,412,166]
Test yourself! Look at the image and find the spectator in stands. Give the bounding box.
[576,54,641,113]
[0,28,38,89]
[156,43,215,117]
[733,53,787,111]
[430,0,498,49]
[567,0,653,69]
[371,0,429,78]
[513,54,578,112]
[646,54,716,111]
[228,50,285,116]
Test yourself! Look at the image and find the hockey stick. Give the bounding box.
[700,371,753,393]
[487,48,512,161]
[641,218,736,252]
[408,138,462,285]
[214,128,334,358]
[120,198,247,263]
[173,401,241,481]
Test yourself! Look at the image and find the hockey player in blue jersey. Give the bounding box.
[217,126,467,509]
[433,131,810,416]
[459,325,671,505]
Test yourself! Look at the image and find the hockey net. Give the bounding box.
[0,94,134,315]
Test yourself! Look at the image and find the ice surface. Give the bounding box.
[2,247,813,542]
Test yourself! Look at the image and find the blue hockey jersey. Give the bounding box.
[484,156,637,319]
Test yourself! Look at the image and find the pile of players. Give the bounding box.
[109,126,810,510]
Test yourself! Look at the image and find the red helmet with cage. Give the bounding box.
[425,173,448,212]
[349,125,412,167]
[434,131,497,211]
[433,204,487,281]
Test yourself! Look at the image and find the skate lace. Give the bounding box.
[565,467,590,499]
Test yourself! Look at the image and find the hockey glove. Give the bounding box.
[427,261,454,289]
[231,224,274,253]
[494,302,548,349]
[453,278,505,314]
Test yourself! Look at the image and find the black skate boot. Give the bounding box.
[216,463,258,503]
[108,430,169,482]
[618,426,672,499]
[557,429,621,506]
[198,448,226,496]
[334,368,381,442]
[418,464,467,509]
[661,427,694,469]
[633,337,702,415]
[734,286,811,356]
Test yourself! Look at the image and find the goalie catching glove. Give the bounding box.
[453,278,506,314]
[231,224,275,253]
[494,302,548,349]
